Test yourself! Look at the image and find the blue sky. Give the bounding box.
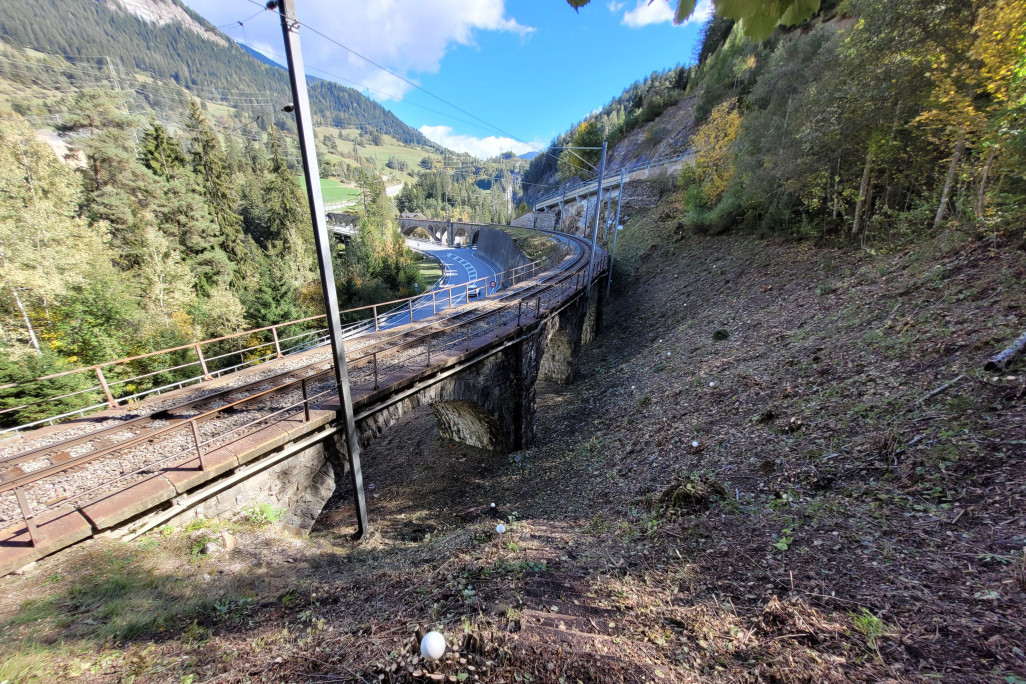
[180,0,708,158]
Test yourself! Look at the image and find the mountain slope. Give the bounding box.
[0,0,441,149]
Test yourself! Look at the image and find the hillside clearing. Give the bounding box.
[1,193,1023,682]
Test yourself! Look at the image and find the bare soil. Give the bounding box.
[1,195,1024,683]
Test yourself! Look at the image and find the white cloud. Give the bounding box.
[689,0,715,24]
[607,1,626,11]
[420,125,544,159]
[620,0,712,27]
[181,0,532,101]
[621,0,674,27]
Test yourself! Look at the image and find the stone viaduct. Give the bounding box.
[0,265,606,572]
[326,213,487,247]
[397,217,484,246]
[518,152,691,235]
[125,281,603,540]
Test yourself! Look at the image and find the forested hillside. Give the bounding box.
[0,89,426,426]
[0,0,441,148]
[0,0,482,424]
[396,156,521,223]
[526,0,1025,246]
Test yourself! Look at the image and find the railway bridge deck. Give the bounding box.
[0,229,607,575]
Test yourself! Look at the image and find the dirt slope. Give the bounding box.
[1,193,1023,683]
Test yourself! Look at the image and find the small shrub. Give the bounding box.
[183,517,210,533]
[242,502,285,526]
[713,329,730,341]
[657,475,727,514]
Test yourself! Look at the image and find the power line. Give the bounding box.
[234,39,498,139]
[218,9,264,30]
[304,25,541,152]
[246,0,547,155]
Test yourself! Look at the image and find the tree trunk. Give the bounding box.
[864,181,874,234]
[11,288,39,351]
[832,158,840,220]
[975,147,997,219]
[985,330,1026,371]
[933,130,967,229]
[852,150,873,236]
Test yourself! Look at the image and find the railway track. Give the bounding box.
[0,229,599,528]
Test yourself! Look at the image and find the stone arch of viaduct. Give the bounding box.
[122,287,603,539]
[353,289,594,455]
[398,218,482,246]
[275,287,602,533]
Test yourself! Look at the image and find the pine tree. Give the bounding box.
[261,127,313,289]
[140,121,188,180]
[262,127,304,253]
[246,255,307,328]
[187,100,251,284]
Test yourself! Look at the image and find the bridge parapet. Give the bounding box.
[0,229,608,574]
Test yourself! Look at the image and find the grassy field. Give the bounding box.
[412,252,443,289]
[296,176,361,205]
[314,126,444,187]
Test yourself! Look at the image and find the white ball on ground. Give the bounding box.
[496,524,506,534]
[420,631,446,660]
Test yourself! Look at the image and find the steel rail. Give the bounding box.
[2,229,603,545]
[0,360,337,473]
[0,258,545,435]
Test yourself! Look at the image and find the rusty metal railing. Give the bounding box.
[0,259,545,436]
[4,368,337,547]
[1,234,606,546]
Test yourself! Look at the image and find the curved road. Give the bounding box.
[371,240,499,330]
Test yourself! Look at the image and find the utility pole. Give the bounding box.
[606,168,626,298]
[586,141,607,297]
[275,0,369,537]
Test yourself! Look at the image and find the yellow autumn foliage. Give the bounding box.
[690,100,743,205]
[974,0,1026,107]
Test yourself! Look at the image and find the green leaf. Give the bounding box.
[778,0,821,26]
[674,0,698,24]
[740,7,780,40]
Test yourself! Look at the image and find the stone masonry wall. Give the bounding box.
[168,437,340,535]
[510,212,558,231]
[538,329,574,384]
[475,225,531,278]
